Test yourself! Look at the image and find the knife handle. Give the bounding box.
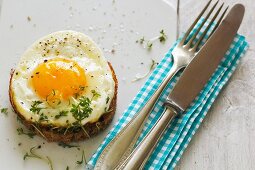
[94,64,179,170]
[119,107,177,170]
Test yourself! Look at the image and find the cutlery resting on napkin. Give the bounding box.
[87,3,249,170]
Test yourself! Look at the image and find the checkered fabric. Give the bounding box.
[87,20,249,169]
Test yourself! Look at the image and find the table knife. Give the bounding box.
[119,4,245,170]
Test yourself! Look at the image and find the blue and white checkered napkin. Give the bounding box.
[88,20,249,169]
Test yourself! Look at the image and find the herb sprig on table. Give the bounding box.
[1,108,8,116]
[17,128,36,138]
[23,146,53,170]
[136,29,167,50]
[58,142,79,148]
[159,29,167,43]
[76,150,87,166]
[132,59,157,82]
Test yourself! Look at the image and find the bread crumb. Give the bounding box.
[27,16,31,22]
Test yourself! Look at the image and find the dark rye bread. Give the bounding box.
[9,62,118,143]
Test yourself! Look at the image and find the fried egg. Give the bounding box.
[10,30,115,127]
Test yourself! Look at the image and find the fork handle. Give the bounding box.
[119,107,177,170]
[94,63,179,170]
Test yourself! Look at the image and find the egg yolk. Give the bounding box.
[30,58,86,101]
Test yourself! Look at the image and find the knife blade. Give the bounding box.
[166,4,244,112]
[120,4,245,170]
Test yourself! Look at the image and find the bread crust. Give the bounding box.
[9,62,118,143]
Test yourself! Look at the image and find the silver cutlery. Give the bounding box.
[95,0,229,169]
[120,4,244,170]
[95,1,230,169]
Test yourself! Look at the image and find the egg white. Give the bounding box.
[10,30,115,126]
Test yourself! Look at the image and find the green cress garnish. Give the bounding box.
[58,142,79,148]
[147,41,153,50]
[23,146,53,170]
[76,150,87,165]
[91,90,101,99]
[30,101,44,114]
[17,128,36,138]
[0,108,8,116]
[136,30,167,50]
[23,146,42,160]
[159,29,167,43]
[39,113,48,122]
[132,59,157,82]
[55,110,68,119]
[106,96,110,104]
[71,90,100,122]
[71,96,93,122]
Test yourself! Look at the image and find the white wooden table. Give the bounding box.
[176,0,255,169]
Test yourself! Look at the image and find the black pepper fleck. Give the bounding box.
[44,59,48,63]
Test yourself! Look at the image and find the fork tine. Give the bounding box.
[179,0,212,45]
[184,0,219,48]
[190,3,225,52]
[207,6,229,39]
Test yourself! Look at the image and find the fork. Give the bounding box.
[94,1,228,169]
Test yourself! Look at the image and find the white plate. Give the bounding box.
[0,0,176,169]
